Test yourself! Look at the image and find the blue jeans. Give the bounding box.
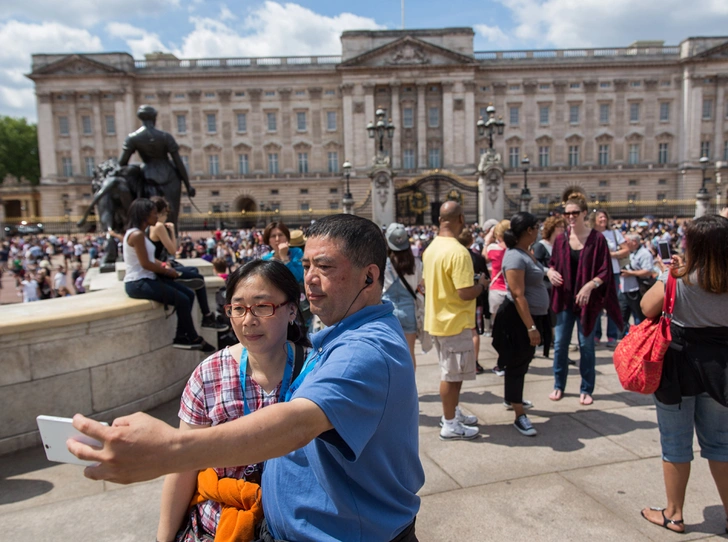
[382,279,416,334]
[173,265,211,316]
[654,393,728,463]
[595,275,621,341]
[125,277,198,341]
[553,309,597,395]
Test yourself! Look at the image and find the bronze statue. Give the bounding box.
[118,105,195,229]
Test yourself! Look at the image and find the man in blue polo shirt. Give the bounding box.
[70,214,424,542]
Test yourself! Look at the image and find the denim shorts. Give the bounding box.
[654,393,728,463]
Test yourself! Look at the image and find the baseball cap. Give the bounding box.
[385,223,410,251]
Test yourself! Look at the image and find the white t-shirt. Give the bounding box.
[601,229,625,274]
[21,279,39,302]
[53,271,67,290]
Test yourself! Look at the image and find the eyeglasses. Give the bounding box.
[224,301,288,319]
[563,211,583,217]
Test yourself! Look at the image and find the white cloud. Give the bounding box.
[3,0,180,28]
[0,20,102,120]
[474,24,511,47]
[497,0,728,48]
[176,1,384,58]
[106,22,166,59]
[219,5,236,22]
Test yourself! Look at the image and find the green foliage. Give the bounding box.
[0,116,40,185]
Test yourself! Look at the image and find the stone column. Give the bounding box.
[464,81,476,167]
[390,82,401,169]
[279,87,293,172]
[442,82,454,168]
[218,89,232,172]
[156,90,172,132]
[370,167,395,227]
[307,87,322,168]
[416,82,427,168]
[248,89,263,172]
[477,151,505,222]
[68,93,81,176]
[363,83,375,167]
[36,92,57,179]
[643,79,658,161]
[90,91,103,165]
[583,80,597,159]
[341,84,355,167]
[714,79,725,164]
[114,90,128,154]
[188,90,203,173]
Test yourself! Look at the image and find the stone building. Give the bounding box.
[12,28,728,226]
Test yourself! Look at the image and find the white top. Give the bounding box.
[383,258,422,294]
[123,228,157,282]
[601,228,625,274]
[21,279,39,303]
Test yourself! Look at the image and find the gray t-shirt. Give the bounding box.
[659,270,728,328]
[503,248,550,315]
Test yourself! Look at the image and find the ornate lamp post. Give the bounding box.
[476,105,505,150]
[342,160,354,214]
[695,155,711,218]
[519,156,532,213]
[699,155,709,194]
[367,107,395,156]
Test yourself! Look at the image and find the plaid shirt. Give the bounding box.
[179,347,282,538]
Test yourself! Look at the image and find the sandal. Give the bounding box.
[549,389,563,401]
[580,393,594,406]
[640,507,685,534]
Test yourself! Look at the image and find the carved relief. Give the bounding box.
[374,172,391,209]
[387,45,430,65]
[486,169,501,205]
[478,148,502,173]
[453,99,464,111]
[353,101,365,114]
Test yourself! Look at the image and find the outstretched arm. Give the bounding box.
[68,397,332,484]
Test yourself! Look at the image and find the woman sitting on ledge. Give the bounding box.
[123,198,214,352]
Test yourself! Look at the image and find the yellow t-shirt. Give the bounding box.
[422,235,476,336]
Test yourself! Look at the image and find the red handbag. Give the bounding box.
[613,274,676,394]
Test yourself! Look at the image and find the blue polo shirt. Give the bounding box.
[262,301,424,542]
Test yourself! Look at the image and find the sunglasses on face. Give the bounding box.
[563,211,583,217]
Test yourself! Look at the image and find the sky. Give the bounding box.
[2,0,728,122]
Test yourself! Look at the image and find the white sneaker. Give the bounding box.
[514,414,537,437]
[439,420,479,441]
[503,400,533,410]
[439,406,478,427]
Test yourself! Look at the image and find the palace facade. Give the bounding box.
[14,28,728,225]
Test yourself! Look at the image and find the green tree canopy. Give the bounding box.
[0,116,40,185]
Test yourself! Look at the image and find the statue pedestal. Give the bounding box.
[100,263,116,274]
[477,149,505,222]
[695,190,710,218]
[370,160,395,227]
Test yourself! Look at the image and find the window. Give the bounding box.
[703,99,713,120]
[300,202,310,212]
[539,83,550,90]
[630,81,641,87]
[265,91,275,96]
[658,178,667,185]
[657,193,666,201]
[700,141,711,159]
[539,105,549,125]
[428,107,439,128]
[267,112,277,131]
[176,114,187,134]
[84,157,95,176]
[238,154,249,174]
[598,144,610,165]
[271,189,279,195]
[568,145,580,166]
[235,91,245,97]
[181,155,190,173]
[597,193,609,203]
[599,104,610,124]
[628,144,640,164]
[509,85,521,91]
[206,113,217,133]
[539,182,549,188]
[212,204,221,213]
[569,104,580,124]
[510,183,519,189]
[509,106,520,126]
[296,112,307,131]
[329,188,338,194]
[62,157,73,176]
[660,81,671,87]
[570,83,581,89]
[599,180,609,187]
[237,113,247,132]
[658,143,669,164]
[324,89,335,95]
[403,107,413,128]
[628,179,638,186]
[329,201,339,210]
[327,151,338,173]
[428,148,441,169]
[508,147,520,168]
[600,82,611,88]
[105,115,115,135]
[298,152,309,173]
[211,190,220,196]
[403,149,415,169]
[479,107,489,119]
[627,193,639,202]
[300,188,309,195]
[268,153,279,174]
[175,93,185,99]
[208,155,219,175]
[205,92,215,98]
[629,103,640,123]
[59,116,69,136]
[538,146,550,167]
[326,111,337,131]
[270,203,281,212]
[539,196,549,205]
[659,102,670,122]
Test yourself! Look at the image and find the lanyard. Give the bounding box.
[239,343,294,416]
[285,349,317,402]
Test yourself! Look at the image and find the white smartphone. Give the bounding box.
[657,241,671,264]
[36,415,108,467]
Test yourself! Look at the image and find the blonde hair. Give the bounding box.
[493,220,510,241]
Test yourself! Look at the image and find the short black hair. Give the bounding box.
[126,198,155,230]
[503,212,539,249]
[307,214,387,286]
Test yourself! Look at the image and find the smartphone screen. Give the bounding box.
[657,241,671,262]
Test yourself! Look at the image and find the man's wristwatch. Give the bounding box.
[528,325,537,332]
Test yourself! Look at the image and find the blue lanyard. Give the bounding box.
[285,349,317,402]
[239,343,294,416]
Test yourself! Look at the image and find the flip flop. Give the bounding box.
[580,393,594,406]
[640,507,685,534]
[549,389,563,401]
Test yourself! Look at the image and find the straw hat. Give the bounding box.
[289,229,306,247]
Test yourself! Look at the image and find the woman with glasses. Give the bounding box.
[123,198,214,352]
[545,193,622,405]
[157,259,310,542]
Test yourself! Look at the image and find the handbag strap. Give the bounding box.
[393,264,418,300]
[662,273,677,320]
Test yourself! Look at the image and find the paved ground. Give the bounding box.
[1,337,727,541]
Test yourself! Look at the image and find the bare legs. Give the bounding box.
[440,381,462,420]
[641,461,689,533]
[708,460,728,527]
[404,332,417,371]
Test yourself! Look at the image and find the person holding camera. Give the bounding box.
[620,233,654,334]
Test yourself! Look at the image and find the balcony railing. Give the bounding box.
[474,45,679,62]
[134,55,342,71]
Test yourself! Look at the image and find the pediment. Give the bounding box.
[339,36,477,69]
[31,55,127,77]
[691,40,728,60]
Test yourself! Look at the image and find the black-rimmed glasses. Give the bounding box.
[224,301,288,319]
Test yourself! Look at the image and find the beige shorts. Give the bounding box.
[434,329,476,382]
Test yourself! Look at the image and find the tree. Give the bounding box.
[0,116,40,185]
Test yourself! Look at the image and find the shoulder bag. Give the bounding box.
[393,265,432,353]
[613,274,676,394]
